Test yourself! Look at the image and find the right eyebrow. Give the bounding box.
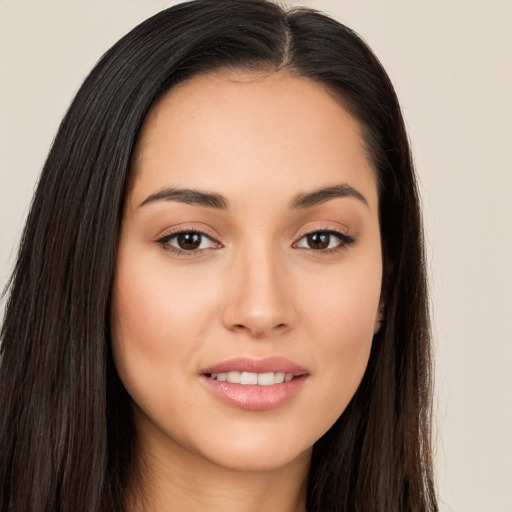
[138,187,228,209]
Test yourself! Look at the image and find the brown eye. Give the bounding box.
[157,231,219,253]
[176,232,202,250]
[306,232,330,250]
[295,230,356,252]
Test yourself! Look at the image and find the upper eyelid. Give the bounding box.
[294,226,351,240]
[160,230,217,242]
[156,225,220,242]
[157,226,349,238]
[157,226,351,239]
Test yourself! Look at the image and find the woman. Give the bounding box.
[0,1,437,510]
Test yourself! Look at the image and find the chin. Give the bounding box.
[200,437,313,473]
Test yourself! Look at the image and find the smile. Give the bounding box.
[208,371,294,385]
[201,357,309,411]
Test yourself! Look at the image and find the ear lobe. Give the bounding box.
[373,302,385,335]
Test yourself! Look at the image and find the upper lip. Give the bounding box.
[202,356,308,376]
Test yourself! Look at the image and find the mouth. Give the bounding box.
[207,371,295,385]
[201,357,309,411]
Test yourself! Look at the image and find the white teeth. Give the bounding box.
[210,371,295,385]
[257,372,275,386]
[226,371,241,383]
[240,372,258,385]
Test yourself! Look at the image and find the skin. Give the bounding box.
[111,71,383,512]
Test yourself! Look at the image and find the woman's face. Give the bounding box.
[111,71,382,473]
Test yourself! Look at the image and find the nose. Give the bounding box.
[222,243,297,338]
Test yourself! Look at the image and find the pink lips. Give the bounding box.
[201,357,309,411]
[202,356,308,376]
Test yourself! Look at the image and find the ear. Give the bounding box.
[373,300,385,335]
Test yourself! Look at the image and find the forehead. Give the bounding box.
[129,71,378,211]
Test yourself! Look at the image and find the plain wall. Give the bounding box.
[1,1,511,510]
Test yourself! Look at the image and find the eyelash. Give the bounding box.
[293,229,356,254]
[156,229,221,256]
[156,228,356,256]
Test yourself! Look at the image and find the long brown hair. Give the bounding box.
[0,1,437,510]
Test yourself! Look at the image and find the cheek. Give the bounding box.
[303,250,382,341]
[109,250,221,398]
[113,250,219,339]
[320,299,374,392]
[302,257,381,416]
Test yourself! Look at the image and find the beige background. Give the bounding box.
[1,1,511,510]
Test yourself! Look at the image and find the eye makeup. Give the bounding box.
[293,228,356,254]
[155,224,356,257]
[156,228,222,256]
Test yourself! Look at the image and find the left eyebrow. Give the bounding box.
[290,183,369,209]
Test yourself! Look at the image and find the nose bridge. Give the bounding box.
[223,235,294,337]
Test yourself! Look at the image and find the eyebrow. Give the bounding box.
[290,183,368,209]
[138,188,228,209]
[138,183,368,210]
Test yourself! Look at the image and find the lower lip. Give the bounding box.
[201,375,308,411]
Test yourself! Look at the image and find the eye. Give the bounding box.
[157,230,220,254]
[294,230,355,252]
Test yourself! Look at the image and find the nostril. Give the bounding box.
[230,322,288,337]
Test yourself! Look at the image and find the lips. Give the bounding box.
[201,357,309,411]
[202,356,308,376]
